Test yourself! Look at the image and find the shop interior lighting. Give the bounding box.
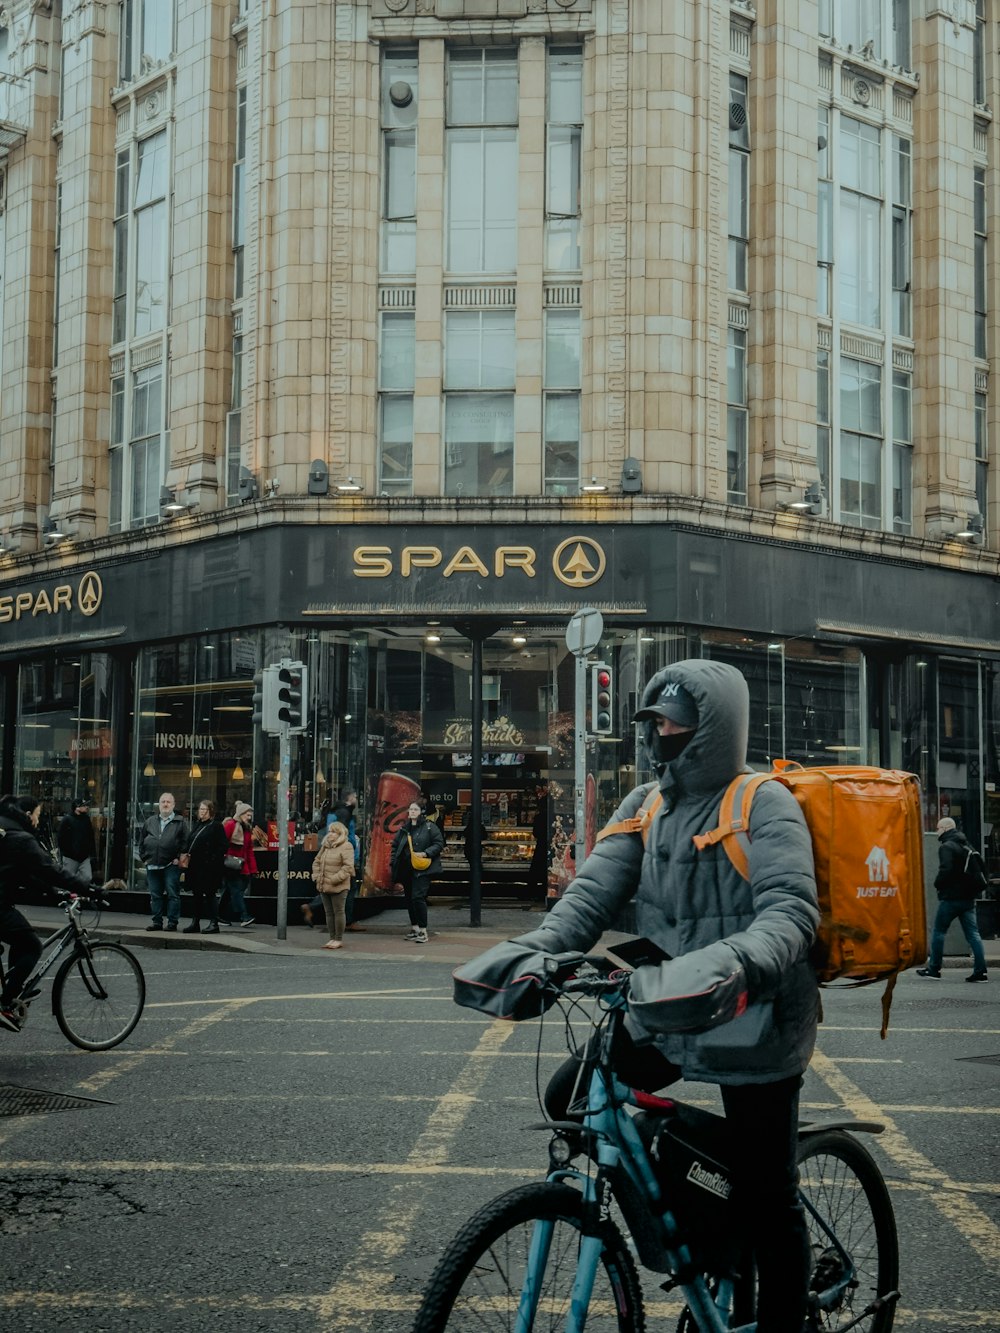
[315,765,326,785]
[143,758,157,777]
[512,635,527,646]
[425,632,441,644]
[580,476,608,494]
[231,761,245,781]
[189,760,203,779]
[336,476,363,493]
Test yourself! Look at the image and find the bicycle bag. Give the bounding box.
[693,762,927,1038]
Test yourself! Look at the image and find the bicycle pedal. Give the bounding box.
[20,987,41,1001]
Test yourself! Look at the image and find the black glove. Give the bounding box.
[452,941,585,1021]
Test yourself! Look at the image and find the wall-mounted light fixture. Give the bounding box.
[238,466,259,503]
[955,513,985,544]
[308,458,330,495]
[0,533,19,555]
[159,485,190,518]
[336,476,363,494]
[581,476,608,494]
[783,482,826,516]
[42,516,71,545]
[621,457,643,494]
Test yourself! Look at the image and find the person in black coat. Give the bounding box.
[917,816,989,981]
[390,801,444,944]
[0,794,94,1031]
[181,800,228,934]
[57,796,98,884]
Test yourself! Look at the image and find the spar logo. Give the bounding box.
[0,570,104,623]
[857,845,898,898]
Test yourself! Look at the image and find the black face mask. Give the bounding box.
[653,730,695,765]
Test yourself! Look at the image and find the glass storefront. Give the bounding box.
[5,623,998,908]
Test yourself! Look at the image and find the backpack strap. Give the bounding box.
[691,772,773,880]
[595,786,663,847]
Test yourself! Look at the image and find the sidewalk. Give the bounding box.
[29,902,1000,969]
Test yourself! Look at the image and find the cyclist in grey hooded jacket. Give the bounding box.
[511,657,820,1333]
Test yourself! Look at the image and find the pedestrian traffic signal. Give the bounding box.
[276,661,308,731]
[591,663,613,735]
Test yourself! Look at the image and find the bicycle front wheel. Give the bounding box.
[53,942,146,1051]
[412,1181,645,1333]
[798,1129,899,1333]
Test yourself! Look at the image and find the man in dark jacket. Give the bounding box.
[0,794,94,1032]
[57,797,97,885]
[470,659,820,1333]
[139,792,190,932]
[917,816,988,982]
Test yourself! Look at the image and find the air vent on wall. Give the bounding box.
[852,78,872,106]
[389,82,413,108]
[728,101,747,131]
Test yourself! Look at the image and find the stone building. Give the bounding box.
[0,0,997,913]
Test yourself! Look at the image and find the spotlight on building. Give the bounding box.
[308,458,330,495]
[581,476,608,494]
[238,466,259,503]
[42,516,71,545]
[784,482,826,516]
[336,476,363,494]
[159,485,189,518]
[955,513,985,544]
[621,457,643,494]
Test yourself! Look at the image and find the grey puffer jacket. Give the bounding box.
[514,659,820,1085]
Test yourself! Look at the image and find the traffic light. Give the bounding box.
[591,662,613,735]
[276,661,308,732]
[251,665,280,734]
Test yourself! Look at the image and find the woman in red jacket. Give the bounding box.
[205,801,257,930]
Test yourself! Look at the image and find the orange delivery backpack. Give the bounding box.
[597,762,927,1037]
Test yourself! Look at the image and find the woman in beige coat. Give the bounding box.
[311,822,355,950]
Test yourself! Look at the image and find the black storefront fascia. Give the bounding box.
[2,519,998,898]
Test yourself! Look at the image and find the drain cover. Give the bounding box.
[0,1084,115,1117]
[957,1054,1000,1066]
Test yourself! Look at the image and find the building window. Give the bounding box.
[975,166,987,360]
[892,136,911,338]
[226,336,243,504]
[817,348,830,497]
[892,0,910,68]
[112,149,129,344]
[445,48,518,275]
[819,1,905,59]
[818,107,832,317]
[728,73,750,294]
[233,84,247,300]
[118,0,173,83]
[381,49,417,276]
[543,309,580,495]
[127,362,164,527]
[975,0,986,105]
[444,310,515,495]
[840,356,882,529]
[378,312,415,495]
[839,116,881,329]
[975,389,989,530]
[133,130,169,337]
[53,182,62,367]
[892,369,912,534]
[727,326,748,505]
[545,47,582,273]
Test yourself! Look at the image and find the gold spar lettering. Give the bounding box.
[15,593,32,619]
[53,586,73,612]
[443,547,489,578]
[32,589,53,616]
[353,546,392,578]
[495,546,536,577]
[352,544,539,579]
[0,596,12,624]
[401,546,443,576]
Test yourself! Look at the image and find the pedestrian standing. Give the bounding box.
[390,800,444,944]
[917,816,989,982]
[181,800,227,934]
[57,796,97,885]
[311,821,355,950]
[140,793,190,932]
[211,801,257,929]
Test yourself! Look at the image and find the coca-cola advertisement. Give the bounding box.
[360,770,422,898]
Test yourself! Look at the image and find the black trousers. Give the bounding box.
[404,872,431,928]
[0,905,43,1006]
[545,1033,809,1333]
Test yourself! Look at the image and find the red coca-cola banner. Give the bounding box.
[360,770,422,898]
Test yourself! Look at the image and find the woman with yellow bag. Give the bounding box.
[390,801,444,944]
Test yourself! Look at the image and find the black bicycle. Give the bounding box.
[0,890,146,1050]
[415,954,899,1333]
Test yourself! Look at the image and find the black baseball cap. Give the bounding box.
[633,683,699,729]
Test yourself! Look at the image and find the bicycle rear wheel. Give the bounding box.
[52,942,145,1051]
[798,1129,898,1333]
[412,1181,645,1332]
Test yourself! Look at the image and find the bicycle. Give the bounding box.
[414,954,899,1333]
[0,890,146,1051]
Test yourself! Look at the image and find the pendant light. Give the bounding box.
[189,760,202,779]
[143,758,156,777]
[232,761,245,781]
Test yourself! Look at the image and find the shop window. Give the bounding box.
[14,654,117,876]
[702,633,785,766]
[936,657,982,853]
[445,48,518,275]
[783,643,863,766]
[545,47,582,272]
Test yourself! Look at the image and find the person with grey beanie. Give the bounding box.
[917,816,989,981]
[206,800,257,930]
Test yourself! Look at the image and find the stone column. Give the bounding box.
[412,38,444,494]
[912,5,978,540]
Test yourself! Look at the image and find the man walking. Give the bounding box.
[140,792,189,932]
[917,816,989,982]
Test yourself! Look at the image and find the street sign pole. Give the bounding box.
[565,608,604,884]
[276,724,290,940]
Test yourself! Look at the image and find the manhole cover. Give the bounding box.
[0,1084,115,1117]
[957,1054,1000,1066]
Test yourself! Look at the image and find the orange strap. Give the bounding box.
[594,787,663,846]
[691,772,773,880]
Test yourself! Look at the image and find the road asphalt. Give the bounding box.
[28,897,1000,971]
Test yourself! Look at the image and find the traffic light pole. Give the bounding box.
[276,724,290,940]
[574,651,587,873]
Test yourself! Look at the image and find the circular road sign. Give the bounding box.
[565,606,604,657]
